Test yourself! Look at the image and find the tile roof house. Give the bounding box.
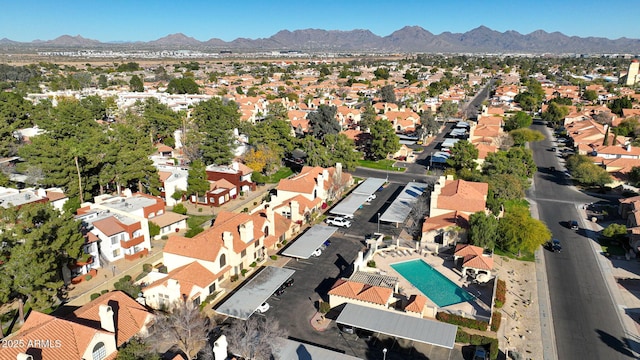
[453,244,494,278]
[429,175,488,217]
[421,211,470,247]
[161,207,287,301]
[0,291,153,360]
[328,278,394,310]
[270,163,352,209]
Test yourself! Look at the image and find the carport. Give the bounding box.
[379,181,428,225]
[281,225,337,259]
[275,338,363,359]
[214,266,295,320]
[441,138,460,148]
[330,177,386,217]
[336,303,457,349]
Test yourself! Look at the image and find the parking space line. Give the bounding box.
[284,266,303,271]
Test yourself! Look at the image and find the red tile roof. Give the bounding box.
[437,179,488,213]
[328,279,392,305]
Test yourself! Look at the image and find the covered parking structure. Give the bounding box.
[330,177,386,218]
[274,338,363,360]
[281,225,337,259]
[214,266,295,320]
[378,181,428,226]
[336,303,457,349]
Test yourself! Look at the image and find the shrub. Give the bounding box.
[122,275,132,282]
[148,221,160,237]
[158,265,168,274]
[270,255,278,260]
[161,235,169,240]
[101,289,109,295]
[242,207,249,213]
[254,201,258,206]
[90,293,101,300]
[241,269,248,276]
[85,274,92,281]
[250,262,257,267]
[490,311,502,332]
[230,274,239,282]
[495,279,506,308]
[173,203,188,215]
[455,329,499,360]
[143,263,153,273]
[367,260,376,268]
[319,301,331,314]
[185,227,204,238]
[282,240,288,245]
[436,312,489,331]
[197,207,203,212]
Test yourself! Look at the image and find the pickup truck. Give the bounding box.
[326,216,352,228]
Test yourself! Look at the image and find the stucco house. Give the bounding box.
[429,175,488,217]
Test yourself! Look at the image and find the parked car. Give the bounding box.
[326,216,352,228]
[311,248,322,257]
[284,278,294,287]
[274,285,286,296]
[366,194,377,202]
[551,147,557,152]
[473,345,489,360]
[256,302,270,313]
[546,238,562,252]
[569,220,579,230]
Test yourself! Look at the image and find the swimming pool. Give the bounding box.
[391,259,475,307]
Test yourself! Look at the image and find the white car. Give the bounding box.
[311,248,322,257]
[256,302,270,313]
[326,216,352,228]
[366,194,377,202]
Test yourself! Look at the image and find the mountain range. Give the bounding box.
[2,26,640,54]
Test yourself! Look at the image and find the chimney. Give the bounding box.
[222,231,233,249]
[265,206,275,236]
[290,201,301,223]
[627,144,632,152]
[98,304,115,333]
[239,221,254,243]
[336,162,342,178]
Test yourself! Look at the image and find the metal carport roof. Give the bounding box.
[280,225,337,259]
[214,266,295,320]
[379,182,428,224]
[336,303,457,349]
[353,177,386,195]
[329,193,369,217]
[274,338,363,360]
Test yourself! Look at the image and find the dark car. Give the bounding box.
[569,220,579,230]
[473,345,489,360]
[284,278,294,287]
[551,147,557,152]
[546,238,562,252]
[274,285,286,296]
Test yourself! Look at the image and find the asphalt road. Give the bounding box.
[528,124,632,360]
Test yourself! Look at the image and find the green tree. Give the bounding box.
[468,212,499,250]
[0,91,34,157]
[324,133,360,171]
[369,119,400,160]
[439,101,458,122]
[129,75,144,92]
[79,95,107,121]
[602,223,628,240]
[613,117,639,137]
[187,160,209,200]
[513,93,538,112]
[374,67,390,80]
[308,105,340,139]
[359,104,378,132]
[498,206,551,255]
[301,136,331,168]
[167,77,200,94]
[583,89,598,102]
[485,173,526,203]
[572,161,612,186]
[116,337,160,360]
[98,74,108,89]
[192,97,241,165]
[483,147,537,186]
[541,102,569,125]
[629,166,640,186]
[446,140,478,171]
[608,96,633,116]
[379,85,396,104]
[418,109,439,138]
[0,203,84,312]
[504,111,532,131]
[509,128,545,146]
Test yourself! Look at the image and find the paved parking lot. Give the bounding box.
[258,184,466,359]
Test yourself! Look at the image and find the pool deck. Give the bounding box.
[373,248,494,320]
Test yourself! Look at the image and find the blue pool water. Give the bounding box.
[391,259,475,307]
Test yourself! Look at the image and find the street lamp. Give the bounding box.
[377,213,381,234]
[382,348,387,360]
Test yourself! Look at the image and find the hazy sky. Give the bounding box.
[1,0,638,42]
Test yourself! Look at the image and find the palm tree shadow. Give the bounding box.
[595,329,636,358]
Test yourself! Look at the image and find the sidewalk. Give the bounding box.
[577,204,640,357]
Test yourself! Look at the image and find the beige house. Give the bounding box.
[429,175,488,217]
[453,244,494,279]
